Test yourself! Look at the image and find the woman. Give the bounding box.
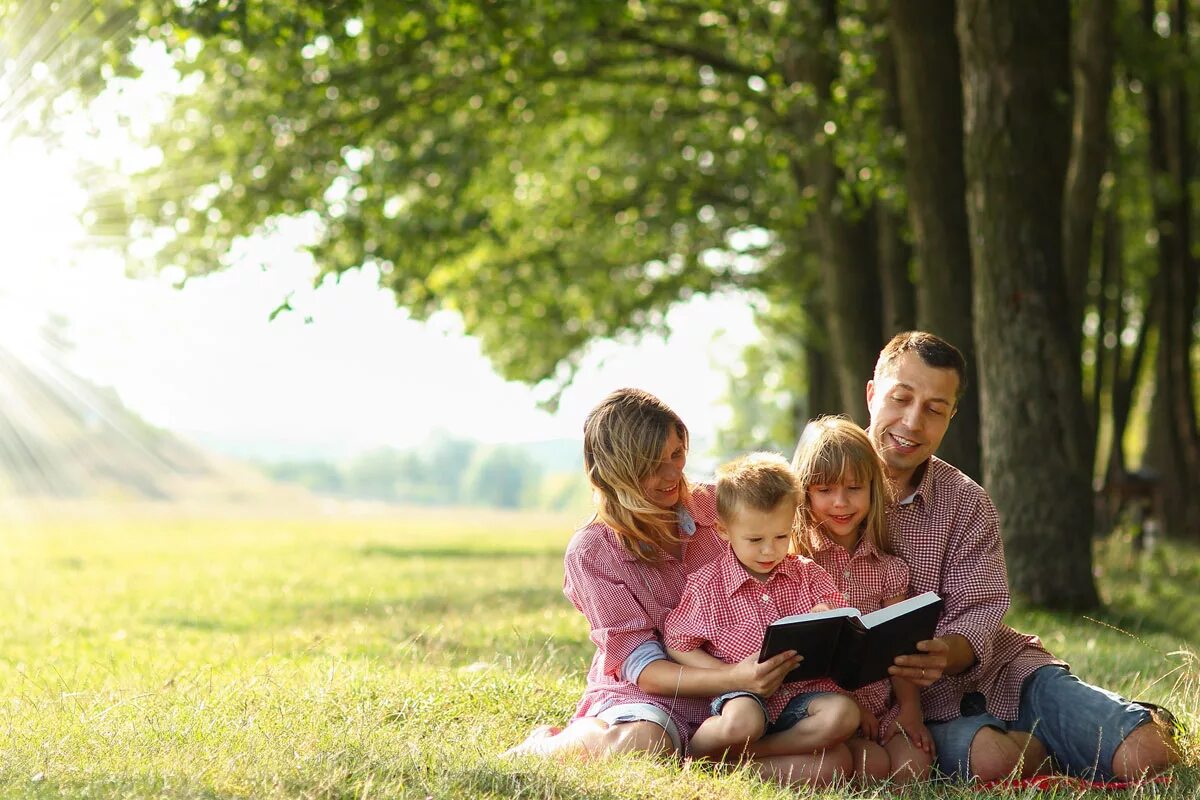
[504,388,851,785]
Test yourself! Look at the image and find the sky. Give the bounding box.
[0,133,762,463]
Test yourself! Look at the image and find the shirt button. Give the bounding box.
[843,569,851,579]
[761,593,770,602]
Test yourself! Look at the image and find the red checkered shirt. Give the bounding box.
[887,457,1062,723]
[663,549,846,721]
[562,484,727,745]
[804,529,909,721]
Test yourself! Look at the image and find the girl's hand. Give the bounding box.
[856,700,879,741]
[889,637,950,687]
[730,650,800,697]
[884,708,935,755]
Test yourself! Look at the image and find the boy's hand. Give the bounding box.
[731,650,800,697]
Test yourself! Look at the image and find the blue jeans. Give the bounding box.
[928,665,1152,780]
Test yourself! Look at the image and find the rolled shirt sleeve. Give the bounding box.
[621,639,669,683]
[936,490,1009,683]
[563,539,660,678]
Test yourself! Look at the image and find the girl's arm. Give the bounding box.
[665,645,727,670]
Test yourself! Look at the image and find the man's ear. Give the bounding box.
[865,379,876,409]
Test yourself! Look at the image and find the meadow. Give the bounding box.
[0,505,1194,799]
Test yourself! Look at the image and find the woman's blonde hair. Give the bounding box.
[790,415,893,555]
[583,388,691,561]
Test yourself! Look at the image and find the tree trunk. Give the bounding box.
[874,29,916,336]
[1062,0,1115,336]
[783,0,884,425]
[957,0,1099,608]
[1141,0,1200,539]
[889,0,982,481]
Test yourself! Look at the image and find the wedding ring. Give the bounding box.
[921,668,926,679]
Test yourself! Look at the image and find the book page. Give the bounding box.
[770,606,860,627]
[859,591,941,628]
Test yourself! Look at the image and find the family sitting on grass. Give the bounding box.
[504,331,1182,787]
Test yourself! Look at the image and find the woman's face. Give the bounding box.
[639,426,686,509]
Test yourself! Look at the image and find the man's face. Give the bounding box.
[866,351,959,487]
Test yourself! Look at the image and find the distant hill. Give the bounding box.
[0,341,302,506]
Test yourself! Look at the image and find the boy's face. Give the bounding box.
[718,499,796,579]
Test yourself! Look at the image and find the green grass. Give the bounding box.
[0,506,1194,799]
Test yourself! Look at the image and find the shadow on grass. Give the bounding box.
[360,544,564,560]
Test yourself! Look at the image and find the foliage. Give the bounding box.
[0,509,1194,798]
[89,1,904,401]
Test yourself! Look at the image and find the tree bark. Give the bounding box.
[889,0,982,481]
[874,28,916,337]
[1062,0,1115,336]
[782,0,884,425]
[1141,0,1200,539]
[957,0,1099,608]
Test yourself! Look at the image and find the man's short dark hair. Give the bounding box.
[874,331,967,402]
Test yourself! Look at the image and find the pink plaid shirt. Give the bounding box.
[887,457,1061,723]
[663,550,845,720]
[804,530,909,720]
[562,484,727,745]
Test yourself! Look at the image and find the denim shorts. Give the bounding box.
[593,702,683,754]
[710,690,834,734]
[928,665,1152,780]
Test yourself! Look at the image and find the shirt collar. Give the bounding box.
[716,549,808,597]
[802,528,883,561]
[896,459,934,510]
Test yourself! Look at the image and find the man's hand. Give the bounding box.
[729,650,800,697]
[889,637,951,687]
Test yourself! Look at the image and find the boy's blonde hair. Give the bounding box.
[715,451,801,523]
[791,415,893,555]
[583,388,691,562]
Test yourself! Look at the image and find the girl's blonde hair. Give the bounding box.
[583,388,691,561]
[790,415,893,555]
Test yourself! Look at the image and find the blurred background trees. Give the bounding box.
[37,0,1199,607]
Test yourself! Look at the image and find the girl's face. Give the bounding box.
[639,427,686,509]
[807,478,870,548]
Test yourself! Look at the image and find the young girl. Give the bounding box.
[504,389,853,786]
[791,415,934,784]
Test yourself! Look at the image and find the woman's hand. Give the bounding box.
[889,637,950,687]
[729,650,800,697]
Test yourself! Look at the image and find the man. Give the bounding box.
[869,331,1179,781]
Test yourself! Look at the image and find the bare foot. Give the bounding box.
[501,725,564,758]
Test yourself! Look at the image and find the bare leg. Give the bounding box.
[884,734,933,784]
[688,697,766,761]
[1110,720,1180,780]
[503,718,673,760]
[966,727,1048,781]
[746,694,860,758]
[846,736,890,783]
[753,745,853,787]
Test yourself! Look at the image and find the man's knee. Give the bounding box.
[1111,721,1181,780]
[968,727,1028,782]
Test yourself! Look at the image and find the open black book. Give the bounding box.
[758,591,943,691]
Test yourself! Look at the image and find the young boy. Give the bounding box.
[663,452,861,763]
